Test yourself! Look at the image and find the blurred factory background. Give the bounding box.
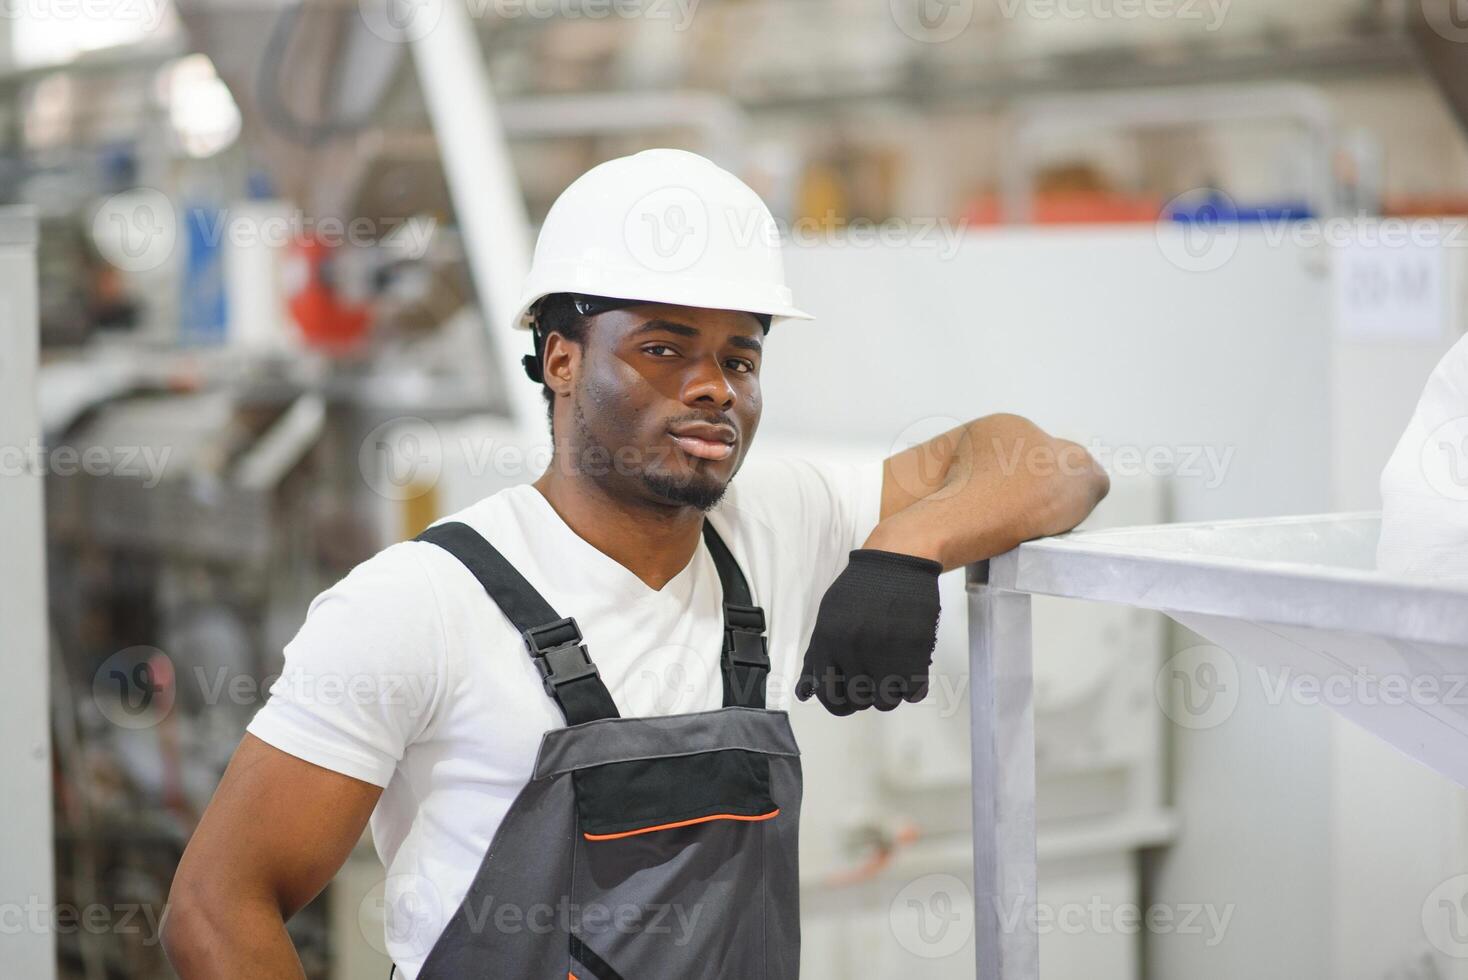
[6,0,1468,977]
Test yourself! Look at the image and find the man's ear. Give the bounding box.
[540,332,578,398]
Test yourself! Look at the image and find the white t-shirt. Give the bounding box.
[245,453,884,977]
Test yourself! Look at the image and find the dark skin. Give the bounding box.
[163,300,1109,977]
[532,301,765,589]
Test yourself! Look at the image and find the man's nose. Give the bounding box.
[681,356,736,409]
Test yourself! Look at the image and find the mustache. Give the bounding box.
[665,411,736,429]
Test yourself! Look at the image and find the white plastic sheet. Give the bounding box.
[1378,331,1468,581]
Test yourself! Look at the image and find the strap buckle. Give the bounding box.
[722,603,770,672]
[523,617,600,700]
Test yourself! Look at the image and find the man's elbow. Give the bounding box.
[1066,439,1110,504]
[1042,439,1109,534]
[161,876,202,968]
[162,873,234,973]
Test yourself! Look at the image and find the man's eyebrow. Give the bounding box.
[630,319,762,353]
[631,319,699,339]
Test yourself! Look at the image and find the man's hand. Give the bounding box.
[795,548,943,715]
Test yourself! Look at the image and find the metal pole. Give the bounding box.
[409,0,543,436]
[0,208,54,979]
[967,562,1039,980]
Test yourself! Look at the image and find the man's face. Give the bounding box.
[548,301,764,511]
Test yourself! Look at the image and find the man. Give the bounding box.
[163,149,1108,978]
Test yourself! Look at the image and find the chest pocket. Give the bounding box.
[573,748,778,840]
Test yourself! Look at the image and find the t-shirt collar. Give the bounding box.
[519,483,704,602]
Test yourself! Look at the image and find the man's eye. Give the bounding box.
[727,359,755,374]
[643,345,676,357]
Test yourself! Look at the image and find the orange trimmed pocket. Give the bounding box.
[582,807,780,841]
[572,747,778,841]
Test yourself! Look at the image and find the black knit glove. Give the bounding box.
[795,548,943,716]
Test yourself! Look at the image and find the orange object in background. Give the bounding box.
[284,237,373,353]
[961,191,1164,225]
[1381,196,1468,217]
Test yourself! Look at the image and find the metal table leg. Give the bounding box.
[0,209,53,980]
[968,564,1039,980]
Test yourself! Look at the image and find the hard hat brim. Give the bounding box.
[512,281,813,332]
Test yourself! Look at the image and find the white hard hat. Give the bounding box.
[512,148,811,332]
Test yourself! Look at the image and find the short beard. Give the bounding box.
[573,399,730,511]
[641,468,729,512]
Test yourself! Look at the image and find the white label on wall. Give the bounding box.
[1333,239,1446,342]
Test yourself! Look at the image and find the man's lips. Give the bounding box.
[669,434,734,460]
[668,422,736,461]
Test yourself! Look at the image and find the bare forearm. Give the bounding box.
[865,415,1108,570]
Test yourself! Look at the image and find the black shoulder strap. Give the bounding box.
[701,521,772,709]
[416,519,772,721]
[416,522,620,726]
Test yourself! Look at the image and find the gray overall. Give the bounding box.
[405,519,804,979]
